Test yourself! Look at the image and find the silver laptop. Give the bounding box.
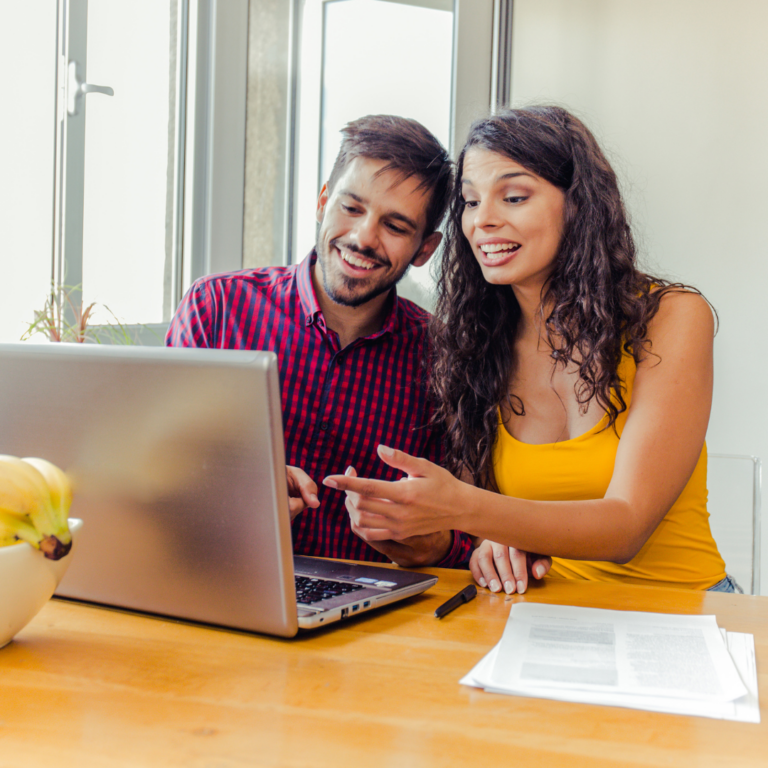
[0,343,437,637]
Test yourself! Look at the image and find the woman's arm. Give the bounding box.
[324,291,714,563]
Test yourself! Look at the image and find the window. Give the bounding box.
[2,0,503,341]
[52,0,190,342]
[2,0,248,344]
[78,0,182,326]
[0,4,58,343]
[290,0,497,307]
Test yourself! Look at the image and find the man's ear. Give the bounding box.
[316,183,330,223]
[411,231,442,268]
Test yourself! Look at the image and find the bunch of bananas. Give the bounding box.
[0,455,73,560]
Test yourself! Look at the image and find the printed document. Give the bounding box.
[460,603,759,722]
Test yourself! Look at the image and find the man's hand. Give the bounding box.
[286,465,320,520]
[343,466,452,567]
[469,539,551,595]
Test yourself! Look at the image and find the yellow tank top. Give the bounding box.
[492,353,726,589]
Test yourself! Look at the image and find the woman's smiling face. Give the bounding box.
[460,148,566,292]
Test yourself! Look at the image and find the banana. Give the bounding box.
[0,455,73,560]
[0,509,43,549]
[21,457,73,549]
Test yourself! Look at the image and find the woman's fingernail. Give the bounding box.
[517,580,525,594]
[323,478,338,488]
[478,577,487,588]
[378,444,394,457]
[534,564,545,579]
[489,579,500,592]
[345,466,354,476]
[504,580,514,594]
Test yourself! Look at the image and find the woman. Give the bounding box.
[323,106,735,594]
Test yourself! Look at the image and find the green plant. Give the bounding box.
[21,284,153,345]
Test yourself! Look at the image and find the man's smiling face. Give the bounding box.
[314,156,438,308]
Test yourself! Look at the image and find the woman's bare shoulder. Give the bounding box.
[647,288,715,338]
[638,288,714,367]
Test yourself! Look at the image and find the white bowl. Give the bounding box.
[0,518,83,648]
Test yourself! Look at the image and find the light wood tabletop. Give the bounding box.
[2,567,766,767]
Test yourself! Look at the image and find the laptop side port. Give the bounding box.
[340,607,349,619]
[363,601,370,608]
[352,604,359,612]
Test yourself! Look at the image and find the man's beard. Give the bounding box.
[315,238,410,308]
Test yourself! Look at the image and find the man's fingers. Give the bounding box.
[357,537,428,568]
[287,465,320,508]
[288,496,305,521]
[296,477,319,508]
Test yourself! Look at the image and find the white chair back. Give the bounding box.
[707,453,762,595]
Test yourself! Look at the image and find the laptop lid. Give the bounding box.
[0,343,300,637]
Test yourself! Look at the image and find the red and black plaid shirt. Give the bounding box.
[166,252,472,567]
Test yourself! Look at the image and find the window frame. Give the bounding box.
[182,0,249,288]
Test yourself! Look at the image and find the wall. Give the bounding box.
[511,0,768,591]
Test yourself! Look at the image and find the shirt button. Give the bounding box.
[320,420,329,431]
[336,354,344,364]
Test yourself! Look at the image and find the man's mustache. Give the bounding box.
[330,239,389,268]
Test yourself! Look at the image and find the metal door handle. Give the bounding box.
[67,60,114,116]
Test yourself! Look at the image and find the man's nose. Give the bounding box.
[350,214,380,251]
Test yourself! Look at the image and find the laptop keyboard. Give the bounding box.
[295,575,365,605]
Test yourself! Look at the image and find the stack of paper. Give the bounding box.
[461,603,760,722]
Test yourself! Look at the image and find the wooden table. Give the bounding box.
[2,568,766,767]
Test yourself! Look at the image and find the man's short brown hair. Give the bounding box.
[326,115,453,236]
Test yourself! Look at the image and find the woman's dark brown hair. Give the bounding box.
[431,105,701,488]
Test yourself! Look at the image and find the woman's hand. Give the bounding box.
[342,466,453,567]
[323,445,465,540]
[470,539,552,594]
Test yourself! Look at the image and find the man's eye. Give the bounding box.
[341,204,359,214]
[386,222,407,235]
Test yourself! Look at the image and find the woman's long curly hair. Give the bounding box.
[431,105,699,488]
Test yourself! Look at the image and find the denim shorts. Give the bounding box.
[707,574,744,594]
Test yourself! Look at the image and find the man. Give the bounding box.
[167,115,472,568]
